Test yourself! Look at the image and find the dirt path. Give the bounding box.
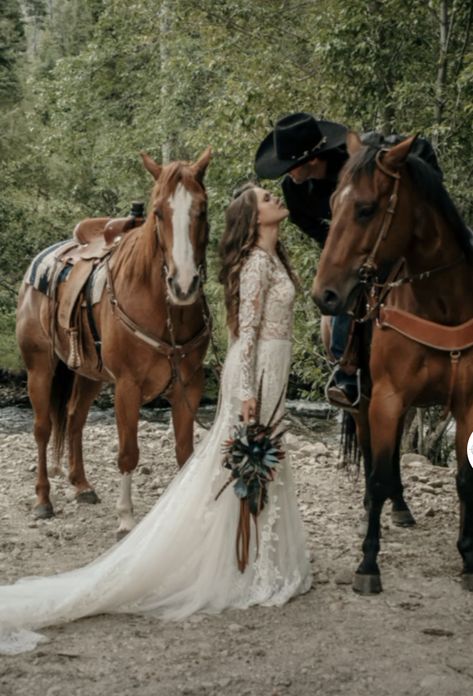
[0,407,472,696]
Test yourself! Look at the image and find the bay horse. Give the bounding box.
[312,133,473,593]
[16,148,212,537]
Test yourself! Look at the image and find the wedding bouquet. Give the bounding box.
[215,378,286,572]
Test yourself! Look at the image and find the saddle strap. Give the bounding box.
[378,306,473,351]
[57,260,97,330]
[105,260,210,359]
[443,350,461,418]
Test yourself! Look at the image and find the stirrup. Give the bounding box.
[324,365,361,413]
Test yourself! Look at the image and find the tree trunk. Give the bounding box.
[433,0,450,148]
[159,0,174,164]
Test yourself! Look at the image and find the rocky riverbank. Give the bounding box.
[0,407,472,696]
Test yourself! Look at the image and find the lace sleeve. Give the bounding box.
[238,251,272,401]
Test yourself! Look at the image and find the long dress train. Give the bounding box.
[0,247,312,655]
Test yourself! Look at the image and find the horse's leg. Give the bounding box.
[170,367,204,467]
[27,355,56,519]
[353,399,373,536]
[353,388,404,594]
[454,407,473,590]
[114,378,142,539]
[67,375,102,504]
[390,423,416,527]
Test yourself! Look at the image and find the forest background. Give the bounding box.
[1,0,473,399]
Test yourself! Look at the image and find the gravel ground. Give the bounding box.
[0,406,472,696]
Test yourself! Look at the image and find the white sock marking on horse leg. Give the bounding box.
[168,183,197,295]
[116,472,135,533]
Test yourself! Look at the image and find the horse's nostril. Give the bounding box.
[323,289,339,306]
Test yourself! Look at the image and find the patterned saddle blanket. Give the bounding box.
[26,240,108,307]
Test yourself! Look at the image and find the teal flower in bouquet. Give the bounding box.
[220,420,285,515]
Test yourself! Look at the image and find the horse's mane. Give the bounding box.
[344,145,473,263]
[113,162,205,283]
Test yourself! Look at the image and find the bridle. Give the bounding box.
[353,149,463,322]
[357,149,400,285]
[104,209,219,430]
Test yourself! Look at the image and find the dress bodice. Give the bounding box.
[237,247,295,400]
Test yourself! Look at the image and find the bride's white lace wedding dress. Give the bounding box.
[0,247,312,655]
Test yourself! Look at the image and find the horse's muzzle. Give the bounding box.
[312,276,362,316]
[167,273,201,305]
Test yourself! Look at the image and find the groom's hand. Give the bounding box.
[241,398,257,423]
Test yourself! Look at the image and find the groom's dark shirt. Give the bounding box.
[282,133,442,247]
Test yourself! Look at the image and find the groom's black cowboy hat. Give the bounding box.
[255,113,347,179]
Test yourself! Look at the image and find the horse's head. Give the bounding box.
[312,133,417,315]
[141,147,211,305]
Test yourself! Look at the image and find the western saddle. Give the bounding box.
[53,203,145,369]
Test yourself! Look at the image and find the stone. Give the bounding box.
[314,571,330,584]
[402,453,432,467]
[334,568,353,585]
[420,485,438,495]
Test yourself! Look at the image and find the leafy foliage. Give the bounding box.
[1,0,473,389]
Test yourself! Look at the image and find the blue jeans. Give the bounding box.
[330,314,352,360]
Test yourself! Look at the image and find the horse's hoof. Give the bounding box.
[353,573,383,594]
[391,509,416,527]
[462,574,473,591]
[33,503,55,520]
[76,490,100,505]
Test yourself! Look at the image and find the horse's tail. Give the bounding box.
[50,360,75,467]
[340,411,362,471]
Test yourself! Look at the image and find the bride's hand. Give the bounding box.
[241,398,257,423]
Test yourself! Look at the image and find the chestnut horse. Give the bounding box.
[16,148,211,537]
[313,133,473,593]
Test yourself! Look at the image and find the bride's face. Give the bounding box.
[254,187,288,226]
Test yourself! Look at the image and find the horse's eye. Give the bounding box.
[355,202,378,222]
[155,208,163,221]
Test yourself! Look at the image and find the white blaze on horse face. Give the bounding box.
[168,183,197,296]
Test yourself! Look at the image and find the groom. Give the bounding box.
[254,112,441,407]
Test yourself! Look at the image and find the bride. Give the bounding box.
[0,184,312,655]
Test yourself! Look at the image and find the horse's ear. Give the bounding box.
[346,131,363,156]
[191,146,212,183]
[383,135,418,169]
[140,151,162,180]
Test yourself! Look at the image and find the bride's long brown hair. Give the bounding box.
[218,183,297,336]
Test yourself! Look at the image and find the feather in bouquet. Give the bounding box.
[215,374,286,573]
